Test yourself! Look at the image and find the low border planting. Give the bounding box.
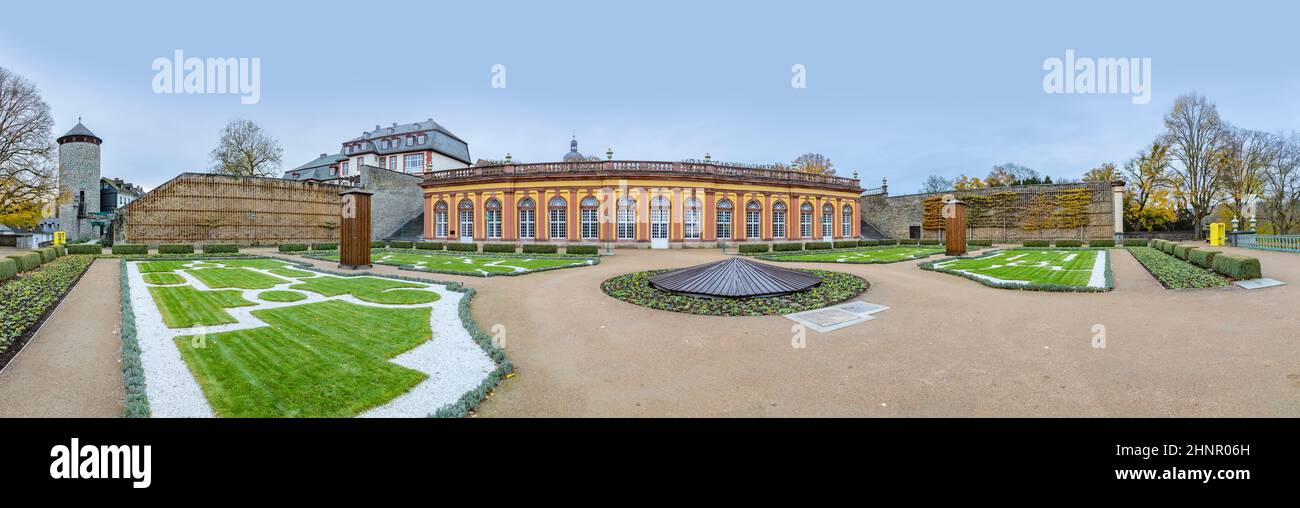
[1125,246,1229,289]
[67,244,104,255]
[601,268,869,316]
[311,242,338,251]
[119,259,150,417]
[112,244,148,255]
[415,241,444,250]
[202,244,239,254]
[0,254,96,368]
[303,248,600,278]
[919,249,1113,292]
[158,244,195,254]
[565,245,599,255]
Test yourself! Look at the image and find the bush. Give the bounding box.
[448,242,478,252]
[415,241,445,250]
[7,253,41,272]
[278,243,308,252]
[0,255,95,353]
[566,245,599,255]
[1023,240,1049,247]
[1172,244,1195,260]
[66,244,102,255]
[1188,248,1219,269]
[738,243,770,254]
[111,244,148,255]
[388,241,413,249]
[858,239,879,247]
[202,244,238,254]
[0,258,16,282]
[918,239,940,246]
[483,243,516,253]
[877,239,898,246]
[897,239,920,245]
[55,245,66,257]
[311,242,338,251]
[1212,254,1262,280]
[1123,238,1150,247]
[1128,247,1229,289]
[968,239,993,247]
[1088,239,1115,247]
[523,244,558,254]
[158,243,194,254]
[370,241,386,248]
[1161,240,1178,255]
[1053,239,1082,248]
[37,247,56,263]
[773,242,804,252]
[804,242,832,250]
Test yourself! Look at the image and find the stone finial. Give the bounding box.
[607,147,614,160]
[505,153,512,163]
[704,153,712,162]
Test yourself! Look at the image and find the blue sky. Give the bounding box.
[2,0,1297,193]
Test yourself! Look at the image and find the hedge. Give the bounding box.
[388,241,413,249]
[1123,239,1150,247]
[483,243,516,253]
[1023,240,1049,247]
[877,239,898,246]
[415,241,445,250]
[1211,254,1262,280]
[67,244,103,255]
[37,247,56,263]
[918,239,940,246]
[370,241,386,248]
[833,240,858,249]
[1088,239,1115,247]
[738,243,770,254]
[968,239,993,247]
[1188,248,1219,269]
[111,244,148,255]
[858,239,879,247]
[522,244,558,254]
[1161,240,1177,255]
[566,245,599,255]
[1,254,95,354]
[0,258,16,282]
[804,242,832,250]
[278,243,308,252]
[897,239,920,245]
[773,242,803,252]
[202,244,238,254]
[1053,239,1082,248]
[448,242,478,252]
[158,243,195,254]
[1172,244,1195,260]
[311,242,338,251]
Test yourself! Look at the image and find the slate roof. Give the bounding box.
[648,257,823,298]
[57,122,101,142]
[284,152,347,180]
[342,118,470,164]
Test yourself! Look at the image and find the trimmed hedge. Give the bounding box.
[7,253,41,272]
[833,240,858,249]
[415,241,445,250]
[566,245,599,255]
[1088,239,1115,247]
[739,243,770,254]
[37,247,56,263]
[0,258,16,281]
[388,241,413,249]
[968,239,993,247]
[1123,238,1150,247]
[858,239,879,247]
[918,239,940,246]
[278,243,308,252]
[111,244,148,255]
[773,242,804,252]
[522,244,558,254]
[202,244,238,254]
[1172,244,1195,260]
[1053,239,1082,248]
[67,244,103,255]
[1211,254,1262,280]
[1,255,95,354]
[370,241,386,248]
[804,242,832,250]
[1160,240,1177,255]
[448,242,478,252]
[311,242,338,251]
[1023,240,1049,247]
[877,239,898,246]
[158,243,195,254]
[1187,248,1219,269]
[483,243,516,253]
[897,239,920,245]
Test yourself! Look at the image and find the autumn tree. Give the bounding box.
[1215,127,1274,228]
[791,153,834,176]
[919,175,952,193]
[1082,162,1121,182]
[0,67,57,228]
[1163,92,1230,238]
[210,119,283,177]
[1122,142,1176,231]
[953,174,986,190]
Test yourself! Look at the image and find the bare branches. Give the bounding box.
[0,67,57,225]
[209,119,283,177]
[1163,92,1230,236]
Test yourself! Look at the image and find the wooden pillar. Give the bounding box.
[339,188,372,269]
[945,199,967,256]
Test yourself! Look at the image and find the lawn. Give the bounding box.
[925,249,1110,291]
[1126,247,1229,289]
[268,267,317,278]
[290,275,440,304]
[186,267,287,289]
[148,285,256,327]
[142,272,186,285]
[173,300,431,417]
[259,290,308,302]
[317,249,595,276]
[762,246,942,264]
[139,260,193,273]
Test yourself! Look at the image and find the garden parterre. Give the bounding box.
[761,246,943,264]
[923,249,1110,291]
[311,248,596,276]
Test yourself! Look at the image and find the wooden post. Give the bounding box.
[945,199,967,256]
[339,188,373,269]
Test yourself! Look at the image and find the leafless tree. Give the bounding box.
[1215,127,1274,227]
[1261,132,1300,234]
[919,175,952,193]
[209,119,283,177]
[0,66,57,227]
[1163,92,1230,238]
[791,153,835,176]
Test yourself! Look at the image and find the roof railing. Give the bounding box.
[425,160,861,190]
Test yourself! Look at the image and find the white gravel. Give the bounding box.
[127,260,496,418]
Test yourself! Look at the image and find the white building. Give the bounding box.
[284,118,470,183]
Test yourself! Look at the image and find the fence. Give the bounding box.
[1236,234,1300,253]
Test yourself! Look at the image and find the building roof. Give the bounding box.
[562,137,585,162]
[284,153,347,181]
[57,121,102,143]
[342,118,470,164]
[648,257,823,298]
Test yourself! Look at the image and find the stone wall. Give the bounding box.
[57,141,101,240]
[358,165,423,240]
[861,181,1120,241]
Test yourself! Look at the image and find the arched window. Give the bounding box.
[716,198,734,240]
[821,203,834,238]
[841,204,853,237]
[745,200,762,239]
[617,197,636,240]
[772,201,787,239]
[458,199,475,239]
[485,198,502,239]
[800,202,814,238]
[683,197,701,240]
[548,197,567,239]
[518,197,536,239]
[650,196,670,241]
[580,196,599,240]
[434,200,449,238]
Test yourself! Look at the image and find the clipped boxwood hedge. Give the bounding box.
[858,239,879,247]
[388,241,413,249]
[37,247,56,263]
[1187,248,1219,269]
[7,253,41,272]
[370,241,386,248]
[311,242,338,251]
[1172,244,1194,260]
[278,243,308,252]
[773,242,803,252]
[738,243,770,254]
[918,239,940,246]
[1053,239,1082,248]
[67,244,103,255]
[968,239,993,247]
[415,241,445,250]
[1023,240,1049,247]
[522,244,558,254]
[448,242,478,252]
[1161,240,1177,255]
[1211,253,1262,280]
[877,239,898,246]
[158,243,194,254]
[803,242,832,250]
[1088,239,1115,247]
[898,239,920,245]
[111,244,148,255]
[0,258,16,282]
[566,245,598,255]
[1123,238,1150,247]
[832,240,858,249]
[483,243,516,253]
[202,244,238,254]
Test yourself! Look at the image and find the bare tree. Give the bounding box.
[0,67,57,227]
[919,175,952,193]
[1215,127,1274,228]
[1163,92,1230,238]
[1261,132,1300,234]
[791,153,835,175]
[210,119,283,177]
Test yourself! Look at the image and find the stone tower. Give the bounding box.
[56,120,103,239]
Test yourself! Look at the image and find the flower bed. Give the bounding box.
[601,269,868,316]
[0,255,96,364]
[1125,246,1228,289]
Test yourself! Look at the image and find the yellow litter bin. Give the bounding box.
[1209,223,1225,246]
[53,231,66,245]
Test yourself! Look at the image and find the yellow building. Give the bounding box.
[419,143,862,247]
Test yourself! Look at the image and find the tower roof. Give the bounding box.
[562,136,585,161]
[648,257,823,298]
[57,121,102,144]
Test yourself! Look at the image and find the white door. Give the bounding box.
[459,211,474,243]
[650,207,669,249]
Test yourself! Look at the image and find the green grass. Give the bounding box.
[173,300,431,417]
[268,267,316,278]
[142,272,186,285]
[927,249,1108,290]
[186,268,287,289]
[138,260,192,273]
[762,246,942,264]
[215,258,293,270]
[147,285,256,327]
[1126,247,1229,289]
[259,290,308,302]
[290,275,440,304]
[318,250,592,276]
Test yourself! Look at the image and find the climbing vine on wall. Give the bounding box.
[921,187,1094,235]
[1050,188,1092,229]
[922,196,946,229]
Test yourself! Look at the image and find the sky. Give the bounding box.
[2,0,1298,194]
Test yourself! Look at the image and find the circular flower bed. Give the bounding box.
[601,269,868,316]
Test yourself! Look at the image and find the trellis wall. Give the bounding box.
[862,181,1117,241]
[118,173,343,245]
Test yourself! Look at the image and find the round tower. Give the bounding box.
[56,120,103,239]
